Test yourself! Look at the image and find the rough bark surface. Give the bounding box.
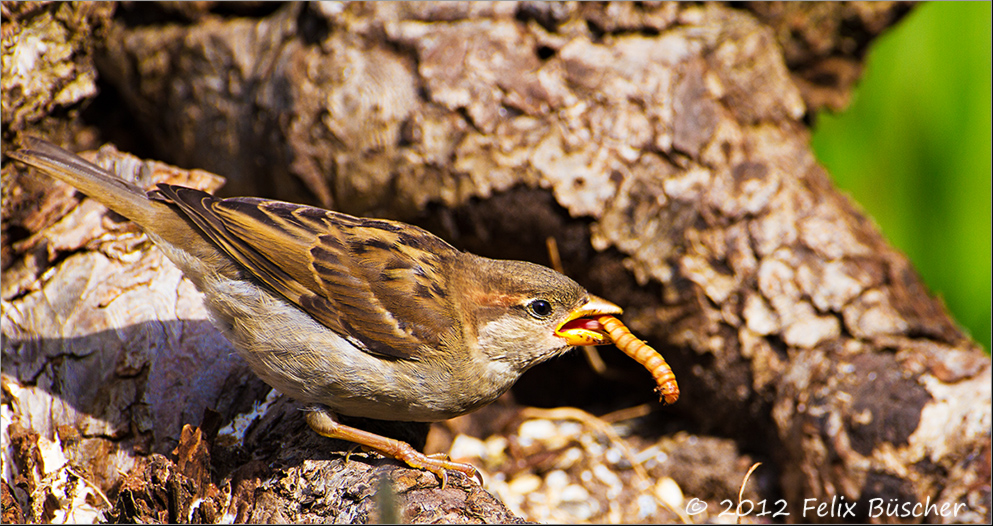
[2,1,989,524]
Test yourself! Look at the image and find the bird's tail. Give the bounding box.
[6,136,233,269]
[8,136,176,234]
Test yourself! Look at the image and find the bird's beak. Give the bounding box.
[554,295,624,346]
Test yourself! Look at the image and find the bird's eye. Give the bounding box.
[526,299,554,319]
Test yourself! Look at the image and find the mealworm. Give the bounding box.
[597,315,679,405]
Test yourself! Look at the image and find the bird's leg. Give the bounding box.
[304,406,482,489]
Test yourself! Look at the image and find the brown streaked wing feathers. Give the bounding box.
[152,185,459,360]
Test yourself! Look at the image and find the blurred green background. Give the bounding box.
[811,1,991,352]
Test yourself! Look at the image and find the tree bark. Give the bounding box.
[2,2,988,524]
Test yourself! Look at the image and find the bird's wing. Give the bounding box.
[152,185,460,361]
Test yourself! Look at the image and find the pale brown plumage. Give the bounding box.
[9,136,625,487]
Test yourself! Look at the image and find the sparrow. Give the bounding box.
[8,137,623,487]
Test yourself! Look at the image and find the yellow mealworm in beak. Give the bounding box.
[597,315,679,405]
